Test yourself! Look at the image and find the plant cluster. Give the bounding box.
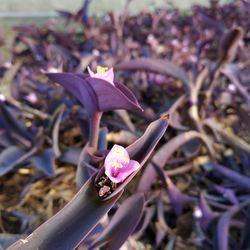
[1,0,250,249]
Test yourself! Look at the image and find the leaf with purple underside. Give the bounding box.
[60,147,82,165]
[198,193,216,230]
[7,175,123,250]
[49,105,65,158]
[46,73,143,116]
[0,103,33,148]
[115,58,190,88]
[218,27,243,65]
[165,176,194,215]
[133,206,155,239]
[89,194,144,250]
[216,201,250,250]
[46,73,97,115]
[30,148,56,177]
[0,146,28,176]
[209,163,250,191]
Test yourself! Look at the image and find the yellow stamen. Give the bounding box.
[96,66,108,75]
[114,150,122,155]
[124,157,129,163]
[112,160,122,169]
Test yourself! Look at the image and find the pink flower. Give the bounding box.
[87,66,115,86]
[104,144,140,183]
[25,93,38,103]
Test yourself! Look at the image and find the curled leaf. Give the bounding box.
[218,27,243,65]
[89,194,144,250]
[137,131,204,192]
[217,201,250,250]
[210,163,250,191]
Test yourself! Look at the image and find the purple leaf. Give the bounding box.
[166,95,189,131]
[222,64,250,105]
[98,114,169,200]
[8,175,123,250]
[240,214,250,249]
[46,73,97,115]
[46,72,143,116]
[0,145,39,176]
[49,105,65,158]
[60,147,82,165]
[89,194,144,250]
[29,148,56,177]
[56,10,74,20]
[181,137,201,157]
[152,162,194,215]
[0,129,14,147]
[76,145,94,188]
[0,234,23,249]
[126,114,169,165]
[115,58,190,88]
[165,176,194,215]
[81,0,92,24]
[152,162,167,190]
[133,206,155,239]
[194,12,225,33]
[156,192,168,233]
[87,77,143,112]
[210,163,250,191]
[137,131,203,192]
[218,27,243,65]
[217,201,250,250]
[213,185,239,205]
[79,161,98,186]
[198,193,216,230]
[0,146,27,176]
[0,102,33,148]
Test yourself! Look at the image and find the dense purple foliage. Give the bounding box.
[1,0,250,249]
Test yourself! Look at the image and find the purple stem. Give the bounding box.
[89,112,102,150]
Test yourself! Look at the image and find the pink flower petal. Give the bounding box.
[105,144,130,166]
[120,160,140,175]
[105,157,140,183]
[105,162,121,183]
[104,145,141,183]
[87,67,94,77]
[105,67,114,83]
[87,66,115,86]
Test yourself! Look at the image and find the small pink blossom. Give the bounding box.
[104,144,140,183]
[25,93,38,103]
[87,66,114,86]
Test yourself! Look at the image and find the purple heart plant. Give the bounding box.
[46,66,144,188]
[46,66,143,150]
[8,114,169,250]
[7,63,169,250]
